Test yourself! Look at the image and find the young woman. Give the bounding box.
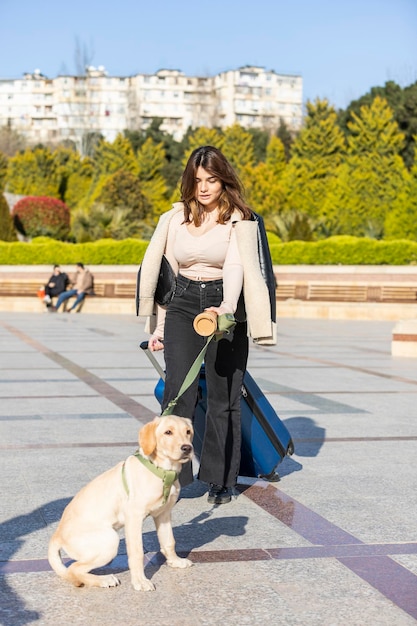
[138,146,276,504]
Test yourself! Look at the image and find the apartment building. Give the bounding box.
[0,65,303,149]
[215,66,303,132]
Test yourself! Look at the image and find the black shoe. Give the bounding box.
[207,484,231,504]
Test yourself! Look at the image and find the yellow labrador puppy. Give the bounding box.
[48,415,194,591]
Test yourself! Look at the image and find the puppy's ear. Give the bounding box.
[139,418,159,456]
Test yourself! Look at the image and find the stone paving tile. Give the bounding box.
[0,312,417,625]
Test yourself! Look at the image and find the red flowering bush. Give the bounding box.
[12,196,70,240]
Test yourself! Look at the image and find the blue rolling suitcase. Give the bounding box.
[141,342,294,480]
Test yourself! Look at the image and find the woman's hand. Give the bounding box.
[149,335,164,352]
[205,304,233,317]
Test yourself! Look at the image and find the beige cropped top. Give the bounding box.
[154,210,244,338]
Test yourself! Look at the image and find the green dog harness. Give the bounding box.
[122,452,178,504]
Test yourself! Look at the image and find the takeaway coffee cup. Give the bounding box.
[193,311,218,336]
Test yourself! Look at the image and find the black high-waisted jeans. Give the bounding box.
[162,274,248,488]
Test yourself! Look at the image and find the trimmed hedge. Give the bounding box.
[269,236,417,265]
[0,235,417,265]
[0,238,148,265]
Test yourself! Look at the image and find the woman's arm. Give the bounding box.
[207,225,243,316]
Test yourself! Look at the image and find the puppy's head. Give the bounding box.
[139,415,194,466]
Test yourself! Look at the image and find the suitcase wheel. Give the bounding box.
[259,470,281,482]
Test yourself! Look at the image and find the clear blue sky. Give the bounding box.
[0,0,416,110]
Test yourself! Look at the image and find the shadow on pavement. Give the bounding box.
[0,498,71,626]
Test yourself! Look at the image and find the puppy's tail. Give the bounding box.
[48,533,71,581]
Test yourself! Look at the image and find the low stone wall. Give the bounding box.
[391,319,417,357]
[0,265,416,324]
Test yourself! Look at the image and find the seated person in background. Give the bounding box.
[51,263,94,313]
[43,265,69,308]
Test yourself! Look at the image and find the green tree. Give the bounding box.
[244,162,284,217]
[282,99,346,227]
[93,134,138,177]
[384,159,417,240]
[244,136,286,217]
[0,151,7,192]
[51,146,87,202]
[7,147,61,197]
[247,128,269,164]
[86,134,138,205]
[265,135,287,176]
[65,156,94,209]
[182,127,224,167]
[99,168,148,221]
[0,193,16,241]
[125,119,186,195]
[137,138,168,219]
[276,118,294,161]
[223,124,255,172]
[323,97,409,237]
[338,80,417,169]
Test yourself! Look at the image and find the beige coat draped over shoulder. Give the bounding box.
[138,203,276,345]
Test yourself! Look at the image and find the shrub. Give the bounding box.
[0,238,148,265]
[1,236,417,266]
[269,236,417,265]
[0,193,16,241]
[11,196,70,240]
[99,169,148,218]
[266,232,282,244]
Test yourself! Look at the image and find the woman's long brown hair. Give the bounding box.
[180,146,252,225]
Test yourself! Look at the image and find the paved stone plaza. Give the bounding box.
[0,312,416,625]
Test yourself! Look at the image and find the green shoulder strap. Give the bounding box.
[162,313,236,416]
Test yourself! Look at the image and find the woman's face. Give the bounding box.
[195,166,223,211]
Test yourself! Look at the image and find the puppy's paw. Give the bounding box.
[132,578,155,592]
[100,574,120,588]
[167,556,193,569]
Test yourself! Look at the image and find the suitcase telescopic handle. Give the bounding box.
[139,341,166,380]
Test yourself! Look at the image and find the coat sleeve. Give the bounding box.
[138,205,182,318]
[235,220,276,345]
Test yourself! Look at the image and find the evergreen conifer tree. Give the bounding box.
[222,124,255,172]
[384,160,417,240]
[244,136,286,217]
[182,128,224,167]
[7,147,60,197]
[323,97,409,237]
[0,194,16,241]
[136,138,168,219]
[282,99,346,226]
[0,151,7,192]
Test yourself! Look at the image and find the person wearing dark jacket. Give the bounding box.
[43,265,69,308]
[51,263,94,313]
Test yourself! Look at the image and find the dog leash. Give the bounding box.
[161,313,236,416]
